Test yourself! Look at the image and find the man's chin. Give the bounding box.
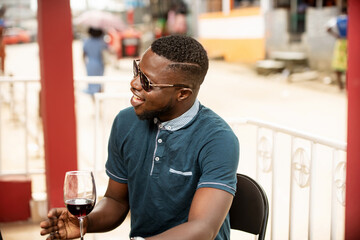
[134,105,172,121]
[136,114,151,120]
[135,110,156,121]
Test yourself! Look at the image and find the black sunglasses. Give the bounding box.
[133,59,190,92]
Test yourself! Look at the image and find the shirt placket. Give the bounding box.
[150,124,167,177]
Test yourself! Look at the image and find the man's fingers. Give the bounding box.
[47,208,57,218]
[40,225,59,236]
[40,217,58,228]
[40,208,67,239]
[48,208,64,218]
[40,217,60,237]
[45,232,57,240]
[48,230,61,240]
[48,207,68,218]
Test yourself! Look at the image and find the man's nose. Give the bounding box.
[130,75,142,90]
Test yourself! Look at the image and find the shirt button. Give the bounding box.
[166,126,172,130]
[158,139,163,143]
[155,157,160,161]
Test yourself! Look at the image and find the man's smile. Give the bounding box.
[131,92,145,107]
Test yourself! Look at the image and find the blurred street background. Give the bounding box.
[0,0,349,239]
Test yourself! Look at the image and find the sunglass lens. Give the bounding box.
[133,60,151,92]
[133,60,138,77]
[140,72,150,92]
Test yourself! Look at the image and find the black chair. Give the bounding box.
[229,173,269,240]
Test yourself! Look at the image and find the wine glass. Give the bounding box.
[64,171,96,240]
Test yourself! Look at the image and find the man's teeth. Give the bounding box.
[134,95,141,100]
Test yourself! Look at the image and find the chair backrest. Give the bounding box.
[229,173,269,240]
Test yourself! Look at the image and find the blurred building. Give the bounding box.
[0,0,35,27]
[197,0,264,63]
[197,0,347,72]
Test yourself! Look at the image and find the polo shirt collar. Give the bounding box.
[153,99,199,131]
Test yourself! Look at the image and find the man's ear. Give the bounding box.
[177,88,193,102]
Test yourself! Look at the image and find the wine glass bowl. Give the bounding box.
[64,171,96,239]
[65,198,95,218]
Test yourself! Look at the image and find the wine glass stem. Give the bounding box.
[80,217,84,240]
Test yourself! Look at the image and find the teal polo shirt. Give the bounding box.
[105,100,239,239]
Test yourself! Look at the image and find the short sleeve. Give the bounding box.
[197,130,239,196]
[105,113,128,183]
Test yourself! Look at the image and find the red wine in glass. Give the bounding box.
[65,198,95,218]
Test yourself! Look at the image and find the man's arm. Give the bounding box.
[145,187,233,240]
[86,178,130,233]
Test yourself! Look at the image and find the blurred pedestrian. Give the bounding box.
[326,8,348,90]
[83,27,109,95]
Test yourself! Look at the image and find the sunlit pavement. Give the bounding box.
[0,40,347,239]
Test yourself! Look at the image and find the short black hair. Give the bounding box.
[151,35,209,86]
[88,27,103,38]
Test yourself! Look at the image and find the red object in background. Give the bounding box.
[3,27,31,45]
[0,175,32,222]
[107,29,123,59]
[124,44,136,56]
[121,28,141,58]
[107,27,141,59]
[127,9,134,26]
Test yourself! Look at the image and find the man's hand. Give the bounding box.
[40,208,85,239]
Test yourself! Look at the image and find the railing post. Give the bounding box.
[94,93,101,175]
[331,149,346,239]
[270,131,276,240]
[24,82,29,176]
[308,142,316,240]
[288,136,295,240]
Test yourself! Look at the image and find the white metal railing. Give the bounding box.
[0,77,42,177]
[0,76,129,178]
[227,118,346,240]
[0,76,347,240]
[94,92,131,171]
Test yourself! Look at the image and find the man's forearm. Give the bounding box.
[86,196,130,233]
[144,188,232,240]
[146,220,218,240]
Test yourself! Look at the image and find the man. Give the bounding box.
[40,35,239,240]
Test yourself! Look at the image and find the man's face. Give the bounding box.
[130,50,182,121]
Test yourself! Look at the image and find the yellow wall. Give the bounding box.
[198,7,265,63]
[199,38,265,63]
